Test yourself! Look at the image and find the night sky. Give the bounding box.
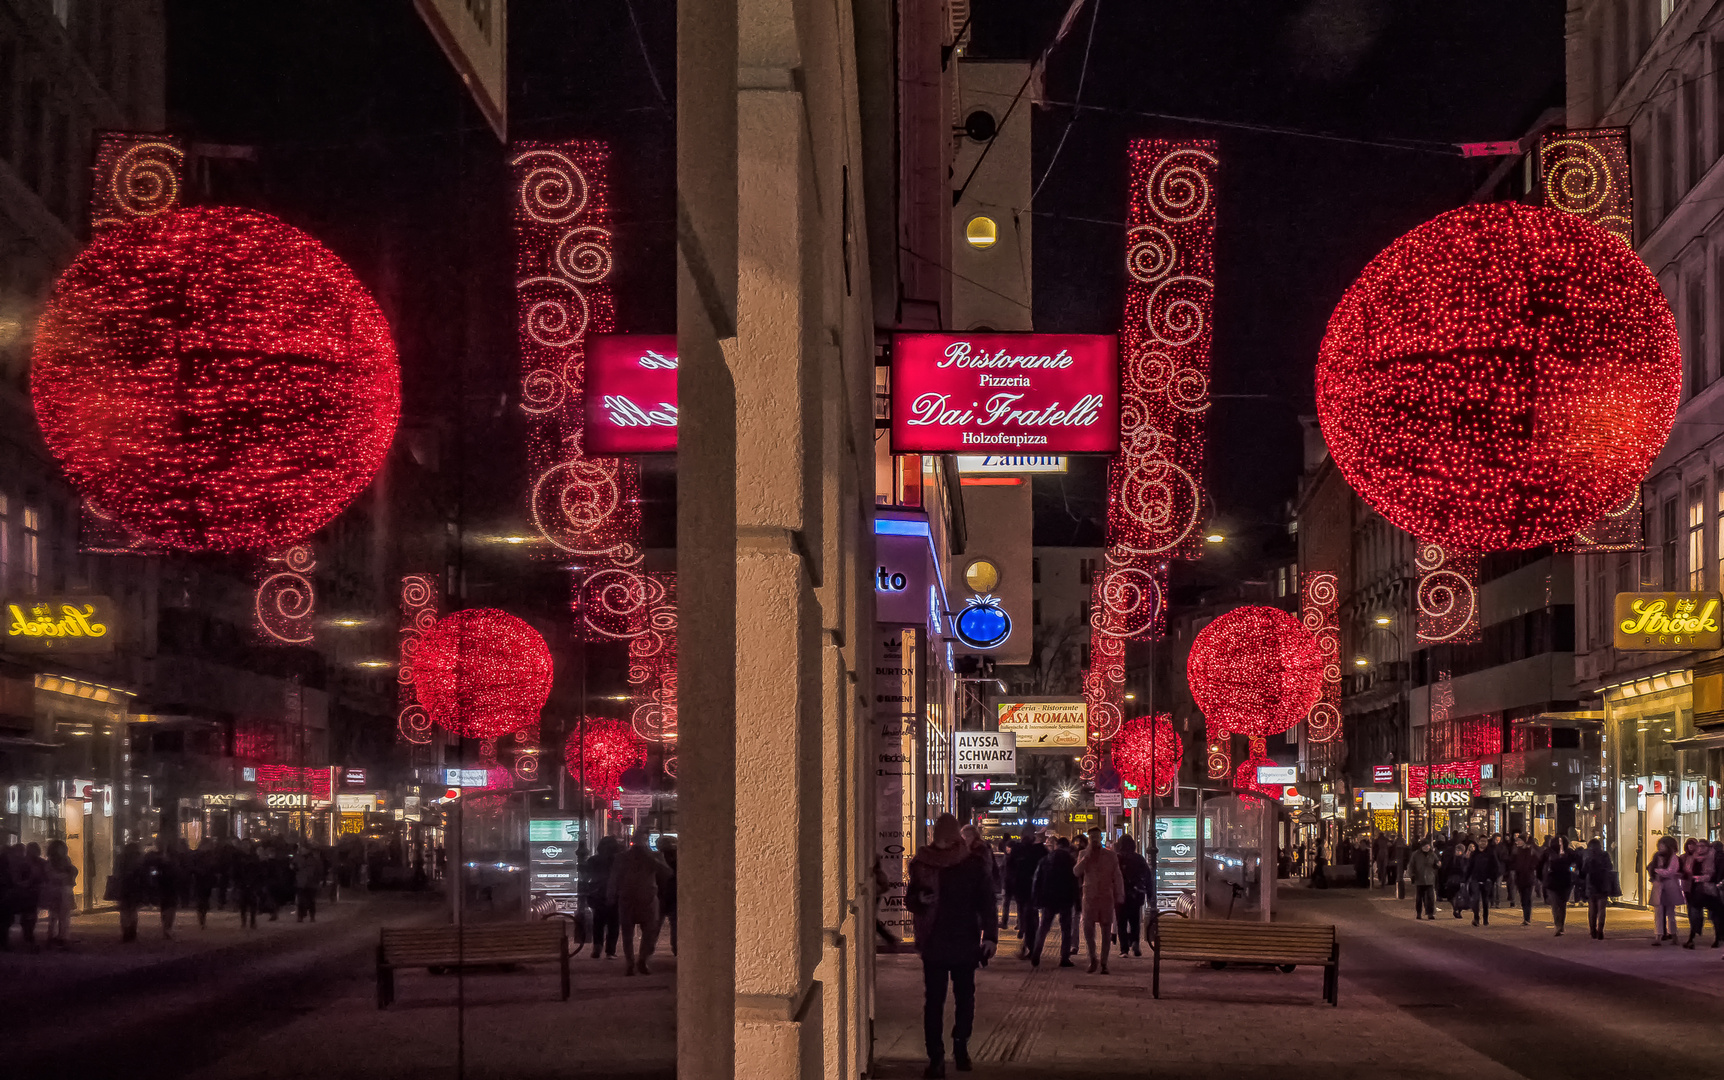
[1018,0,1566,560]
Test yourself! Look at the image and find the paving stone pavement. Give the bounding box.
[871,883,1724,1079]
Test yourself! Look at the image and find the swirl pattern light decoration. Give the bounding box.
[1415,543,1479,645]
[510,142,645,608]
[1300,572,1343,744]
[1538,128,1631,245]
[1205,718,1232,780]
[1315,202,1681,553]
[396,574,440,745]
[1187,605,1324,739]
[413,609,554,739]
[566,718,644,800]
[255,546,317,645]
[1083,140,1217,777]
[1113,714,1181,797]
[628,573,679,744]
[91,132,185,232]
[32,206,401,553]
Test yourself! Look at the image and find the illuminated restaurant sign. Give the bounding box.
[1613,592,1723,650]
[584,334,678,454]
[996,700,1087,749]
[890,333,1119,454]
[5,597,114,653]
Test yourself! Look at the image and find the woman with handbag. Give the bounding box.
[1680,838,1709,949]
[1647,836,1683,945]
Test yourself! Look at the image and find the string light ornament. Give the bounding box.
[396,575,441,745]
[1299,572,1342,744]
[31,206,400,552]
[1187,605,1324,739]
[413,609,553,739]
[1112,714,1181,797]
[1316,202,1680,553]
[566,718,643,800]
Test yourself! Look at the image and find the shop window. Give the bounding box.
[1715,471,1724,592]
[1689,482,1706,589]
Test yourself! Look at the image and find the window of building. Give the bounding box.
[22,504,40,592]
[0,493,9,589]
[1686,75,1703,192]
[1033,597,1042,626]
[1688,274,1708,392]
[1031,557,1040,584]
[1717,471,1724,592]
[1663,495,1679,588]
[1689,482,1706,588]
[1080,643,1091,669]
[1591,556,1607,648]
[1078,558,1095,585]
[1079,600,1091,625]
[1661,0,1676,26]
[1656,106,1677,223]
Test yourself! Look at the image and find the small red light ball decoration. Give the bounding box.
[1233,745,1282,799]
[1316,202,1680,552]
[30,206,400,552]
[1187,605,1323,739]
[413,610,553,739]
[1113,714,1182,796]
[566,719,643,799]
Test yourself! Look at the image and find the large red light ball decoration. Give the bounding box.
[1187,605,1323,739]
[31,206,400,552]
[1316,202,1680,552]
[1113,714,1182,797]
[413,610,553,739]
[566,719,643,799]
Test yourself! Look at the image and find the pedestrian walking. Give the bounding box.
[43,839,76,947]
[905,813,997,1079]
[293,845,323,922]
[1466,839,1494,926]
[145,839,185,940]
[115,841,147,943]
[0,843,43,950]
[1704,840,1724,947]
[1542,836,1577,937]
[1029,836,1078,968]
[1002,832,1043,947]
[1073,827,1125,974]
[1114,834,1150,957]
[1510,836,1539,926]
[1680,838,1711,949]
[1407,839,1439,919]
[1352,838,1371,888]
[234,843,261,929]
[607,828,672,976]
[192,839,218,928]
[1445,841,1473,919]
[657,835,679,956]
[584,836,621,959]
[1580,838,1616,939]
[1648,835,1683,945]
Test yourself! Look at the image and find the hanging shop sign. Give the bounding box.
[1255,765,1297,786]
[1427,789,1471,808]
[955,455,1068,474]
[996,700,1087,749]
[1613,592,1724,650]
[584,334,678,454]
[953,731,1017,775]
[988,789,1030,808]
[4,597,114,653]
[1362,790,1402,811]
[1372,765,1395,784]
[265,792,310,810]
[889,333,1120,454]
[875,518,932,626]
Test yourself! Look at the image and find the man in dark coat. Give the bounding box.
[1029,835,1079,968]
[906,813,998,1079]
[1002,831,1045,946]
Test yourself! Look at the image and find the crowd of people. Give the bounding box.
[0,833,432,950]
[578,828,677,977]
[901,817,1151,1078]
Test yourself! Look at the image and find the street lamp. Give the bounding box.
[1204,532,1225,544]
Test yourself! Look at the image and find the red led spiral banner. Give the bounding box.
[1316,201,1680,553]
[413,609,553,740]
[1187,605,1323,739]
[1299,572,1342,744]
[32,206,400,553]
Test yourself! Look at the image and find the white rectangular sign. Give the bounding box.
[956,455,1069,474]
[1256,765,1297,786]
[954,730,1017,775]
[1363,790,1402,810]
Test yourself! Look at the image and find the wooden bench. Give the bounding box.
[1151,917,1339,1005]
[377,923,571,1008]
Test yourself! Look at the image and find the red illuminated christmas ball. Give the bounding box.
[1113,713,1182,795]
[1233,751,1282,799]
[1187,605,1323,738]
[413,609,553,739]
[1316,202,1680,552]
[566,718,643,799]
[31,206,400,552]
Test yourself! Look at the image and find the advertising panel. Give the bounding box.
[953,731,1017,775]
[875,523,933,626]
[890,332,1119,454]
[1256,765,1297,786]
[875,628,919,945]
[584,334,678,453]
[4,596,115,653]
[996,700,1087,749]
[1613,591,1723,650]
